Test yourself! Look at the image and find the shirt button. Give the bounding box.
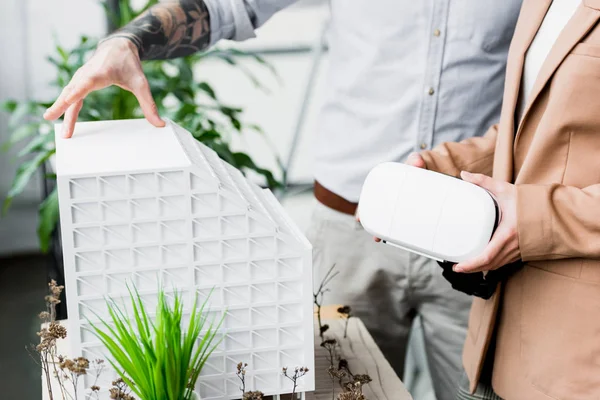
[420,143,428,150]
[428,87,435,95]
[433,29,441,37]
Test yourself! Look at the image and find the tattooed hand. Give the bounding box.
[44,0,212,138]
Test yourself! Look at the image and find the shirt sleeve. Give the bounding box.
[418,124,499,178]
[204,0,300,45]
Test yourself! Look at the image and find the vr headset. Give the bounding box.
[358,162,520,299]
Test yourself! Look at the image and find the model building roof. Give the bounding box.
[55,119,192,176]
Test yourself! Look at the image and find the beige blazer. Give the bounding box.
[420,0,600,398]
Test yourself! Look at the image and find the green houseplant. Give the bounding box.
[1,0,281,253]
[90,285,223,400]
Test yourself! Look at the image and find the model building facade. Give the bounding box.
[55,119,314,398]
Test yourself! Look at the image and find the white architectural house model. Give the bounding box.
[55,119,314,399]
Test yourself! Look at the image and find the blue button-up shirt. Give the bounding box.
[204,0,523,201]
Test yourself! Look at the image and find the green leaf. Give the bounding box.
[2,150,54,214]
[119,0,134,26]
[37,188,59,253]
[195,130,221,142]
[17,131,54,157]
[1,123,40,151]
[196,82,217,100]
[89,285,222,400]
[174,59,194,83]
[173,103,197,121]
[102,1,122,31]
[56,45,69,62]
[232,152,282,189]
[1,100,18,112]
[8,102,38,129]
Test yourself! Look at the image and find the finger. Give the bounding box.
[44,85,75,121]
[460,171,501,194]
[491,247,521,272]
[454,231,506,273]
[406,152,426,168]
[61,100,84,139]
[44,74,99,121]
[458,247,512,274]
[62,76,103,106]
[465,246,517,274]
[130,76,165,127]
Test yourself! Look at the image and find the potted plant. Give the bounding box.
[89,285,223,400]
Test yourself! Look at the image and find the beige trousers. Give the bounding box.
[305,201,472,400]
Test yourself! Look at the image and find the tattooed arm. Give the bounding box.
[43,0,216,137]
[105,0,213,60]
[43,0,297,137]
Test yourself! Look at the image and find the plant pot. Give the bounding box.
[188,390,201,400]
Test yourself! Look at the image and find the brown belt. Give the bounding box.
[314,180,358,216]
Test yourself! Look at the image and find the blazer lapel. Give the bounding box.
[493,0,551,182]
[514,2,600,150]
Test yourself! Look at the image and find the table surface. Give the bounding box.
[308,306,412,400]
[43,306,411,400]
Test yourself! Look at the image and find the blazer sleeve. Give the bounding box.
[517,183,600,261]
[419,124,498,177]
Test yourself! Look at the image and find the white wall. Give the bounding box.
[0,0,329,255]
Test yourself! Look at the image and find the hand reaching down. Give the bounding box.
[43,38,165,138]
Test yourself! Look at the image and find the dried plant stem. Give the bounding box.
[51,351,70,400]
[69,369,80,399]
[282,367,309,398]
[236,362,248,395]
[336,306,353,340]
[41,354,55,400]
[344,319,350,339]
[32,281,108,400]
[85,361,105,400]
[314,264,339,339]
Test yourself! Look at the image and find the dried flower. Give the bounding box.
[33,280,67,400]
[243,390,265,400]
[336,374,372,400]
[109,378,136,400]
[338,358,349,371]
[59,356,89,375]
[321,339,337,347]
[236,361,250,394]
[352,374,372,386]
[337,306,351,315]
[30,280,107,400]
[337,392,366,400]
[282,366,310,396]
